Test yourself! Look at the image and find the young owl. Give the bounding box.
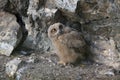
[48,23,86,65]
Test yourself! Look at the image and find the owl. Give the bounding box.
[48,23,86,65]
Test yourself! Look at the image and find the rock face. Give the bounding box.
[0,0,120,67]
[76,0,120,21]
[82,19,120,68]
[0,0,29,16]
[23,0,57,51]
[0,12,22,56]
[78,0,120,68]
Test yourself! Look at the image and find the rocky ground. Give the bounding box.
[0,50,120,80]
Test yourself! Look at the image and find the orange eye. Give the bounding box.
[51,28,57,33]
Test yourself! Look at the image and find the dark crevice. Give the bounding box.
[14,13,28,50]
[4,0,29,17]
[54,10,68,24]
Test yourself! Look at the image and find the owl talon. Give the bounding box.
[58,61,66,66]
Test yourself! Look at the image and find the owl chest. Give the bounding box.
[53,40,73,54]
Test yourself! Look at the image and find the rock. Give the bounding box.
[76,0,120,22]
[82,18,120,68]
[0,0,29,48]
[52,0,81,22]
[5,58,22,77]
[20,51,28,55]
[3,0,29,16]
[22,0,57,51]
[54,0,78,12]
[16,67,28,80]
[26,54,35,63]
[98,69,115,76]
[47,0,120,23]
[0,11,22,56]
[0,0,8,11]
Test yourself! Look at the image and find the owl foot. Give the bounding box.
[57,61,67,66]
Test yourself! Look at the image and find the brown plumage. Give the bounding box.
[48,23,86,65]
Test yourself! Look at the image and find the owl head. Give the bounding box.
[48,23,64,40]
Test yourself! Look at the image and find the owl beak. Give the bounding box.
[59,30,63,34]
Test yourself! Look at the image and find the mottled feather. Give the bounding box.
[48,23,86,65]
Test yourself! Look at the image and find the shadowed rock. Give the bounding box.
[0,12,22,56]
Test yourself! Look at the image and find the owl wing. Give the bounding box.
[58,31,86,48]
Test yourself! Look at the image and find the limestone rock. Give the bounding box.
[0,12,22,56]
[5,58,22,77]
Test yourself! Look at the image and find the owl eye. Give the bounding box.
[59,24,63,29]
[51,28,57,33]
